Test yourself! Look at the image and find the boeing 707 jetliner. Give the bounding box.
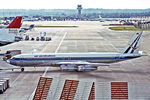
[7,31,143,72]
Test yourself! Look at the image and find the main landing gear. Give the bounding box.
[21,68,24,72]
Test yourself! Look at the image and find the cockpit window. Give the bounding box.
[11,57,15,59]
[11,57,20,60]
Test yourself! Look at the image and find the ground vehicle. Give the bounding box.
[3,50,21,61]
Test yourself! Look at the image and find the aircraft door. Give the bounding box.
[19,55,24,66]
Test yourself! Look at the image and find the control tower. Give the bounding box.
[77,5,82,18]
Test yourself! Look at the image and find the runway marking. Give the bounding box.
[42,32,67,77]
[42,67,49,77]
[11,73,22,87]
[55,32,67,53]
[28,88,36,100]
[28,32,67,100]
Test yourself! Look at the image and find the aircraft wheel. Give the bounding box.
[21,68,24,72]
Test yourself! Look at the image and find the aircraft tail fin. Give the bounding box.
[7,16,22,28]
[120,31,143,54]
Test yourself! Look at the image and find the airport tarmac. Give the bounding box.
[0,21,150,100]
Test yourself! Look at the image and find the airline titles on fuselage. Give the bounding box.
[8,29,18,34]
[34,55,55,58]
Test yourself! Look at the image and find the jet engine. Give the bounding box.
[60,65,97,71]
[60,65,77,71]
[77,65,97,71]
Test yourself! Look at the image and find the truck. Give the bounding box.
[0,83,4,94]
[0,78,10,94]
[40,32,46,41]
[3,50,21,61]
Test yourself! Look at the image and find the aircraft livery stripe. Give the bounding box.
[131,39,138,53]
[11,56,139,61]
[124,34,140,53]
[131,33,141,54]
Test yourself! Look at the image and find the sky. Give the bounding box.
[0,0,150,9]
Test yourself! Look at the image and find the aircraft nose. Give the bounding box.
[6,59,10,63]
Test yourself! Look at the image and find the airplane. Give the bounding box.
[0,16,22,46]
[20,24,34,33]
[0,20,10,28]
[7,31,143,72]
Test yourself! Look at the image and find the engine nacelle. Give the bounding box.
[60,65,77,71]
[60,65,97,71]
[77,65,97,71]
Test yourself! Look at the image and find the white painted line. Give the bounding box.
[28,32,67,100]
[28,88,36,100]
[42,32,67,77]
[55,32,67,53]
[28,70,49,99]
[11,73,21,87]
[42,67,49,77]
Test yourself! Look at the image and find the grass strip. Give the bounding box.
[109,26,150,31]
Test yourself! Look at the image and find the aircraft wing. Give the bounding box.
[56,61,110,67]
